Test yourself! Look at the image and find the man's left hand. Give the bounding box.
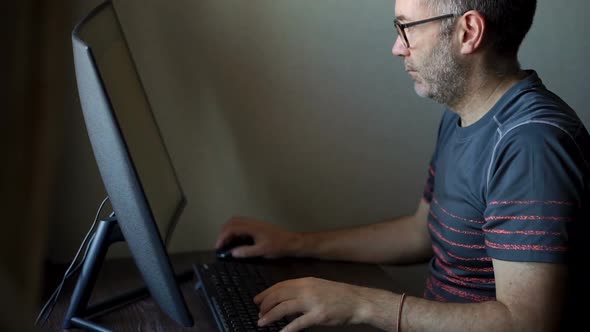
[254,277,373,332]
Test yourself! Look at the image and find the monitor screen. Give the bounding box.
[72,0,192,327]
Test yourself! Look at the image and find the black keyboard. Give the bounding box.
[194,261,289,332]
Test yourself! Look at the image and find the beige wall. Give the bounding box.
[46,0,590,262]
[118,0,441,255]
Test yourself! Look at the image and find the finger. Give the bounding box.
[258,291,286,317]
[258,299,302,327]
[254,279,292,305]
[230,243,262,258]
[214,230,240,249]
[254,290,267,305]
[219,216,247,229]
[259,282,300,316]
[256,277,308,300]
[281,312,318,332]
[215,220,250,248]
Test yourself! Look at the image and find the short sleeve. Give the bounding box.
[483,123,585,263]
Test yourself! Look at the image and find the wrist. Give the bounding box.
[287,231,308,257]
[352,287,398,329]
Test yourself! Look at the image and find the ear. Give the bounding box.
[457,10,485,54]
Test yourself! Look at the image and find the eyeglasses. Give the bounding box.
[394,13,458,48]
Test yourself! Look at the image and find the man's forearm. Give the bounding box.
[358,289,514,332]
[399,296,513,332]
[290,215,432,264]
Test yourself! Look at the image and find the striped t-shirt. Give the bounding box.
[422,70,590,303]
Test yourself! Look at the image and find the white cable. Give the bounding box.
[35,232,96,326]
[35,196,110,327]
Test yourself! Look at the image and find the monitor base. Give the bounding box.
[62,216,150,332]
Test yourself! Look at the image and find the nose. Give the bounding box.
[392,36,409,57]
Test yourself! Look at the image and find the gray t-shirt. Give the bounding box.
[422,71,590,308]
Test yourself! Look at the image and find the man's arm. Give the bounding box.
[256,259,566,331]
[219,198,434,265]
[291,198,433,264]
[358,260,566,332]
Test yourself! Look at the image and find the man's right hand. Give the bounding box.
[215,217,303,259]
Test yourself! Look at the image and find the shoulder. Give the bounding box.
[498,120,578,149]
[492,70,587,158]
[491,120,587,170]
[494,70,581,134]
[487,120,590,191]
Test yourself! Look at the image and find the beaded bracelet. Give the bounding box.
[396,293,407,332]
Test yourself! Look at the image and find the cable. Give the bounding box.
[35,196,109,326]
[35,232,96,327]
[163,201,185,249]
[163,216,178,249]
[35,196,110,327]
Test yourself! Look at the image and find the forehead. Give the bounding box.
[395,0,429,20]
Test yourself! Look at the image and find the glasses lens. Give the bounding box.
[394,22,409,48]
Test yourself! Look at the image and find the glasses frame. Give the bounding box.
[394,13,458,48]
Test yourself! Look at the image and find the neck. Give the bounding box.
[450,60,526,127]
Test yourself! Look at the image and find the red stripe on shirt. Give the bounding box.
[429,223,486,249]
[485,228,563,236]
[446,250,492,262]
[430,211,483,236]
[489,200,575,206]
[485,239,568,252]
[431,277,495,302]
[485,215,573,222]
[426,277,447,301]
[432,245,494,273]
[433,258,495,286]
[433,197,485,224]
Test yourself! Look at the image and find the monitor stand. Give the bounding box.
[61,215,194,331]
[62,216,152,332]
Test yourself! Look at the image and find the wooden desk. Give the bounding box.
[40,251,428,331]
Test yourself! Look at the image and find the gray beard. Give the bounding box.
[420,37,469,107]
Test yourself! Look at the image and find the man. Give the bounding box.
[215,0,589,331]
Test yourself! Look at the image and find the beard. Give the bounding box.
[407,34,469,107]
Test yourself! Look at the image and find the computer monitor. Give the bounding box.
[69,0,193,329]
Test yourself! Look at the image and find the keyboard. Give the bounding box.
[194,261,290,332]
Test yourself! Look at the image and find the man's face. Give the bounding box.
[393,0,468,106]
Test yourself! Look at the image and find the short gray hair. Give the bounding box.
[422,0,537,58]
